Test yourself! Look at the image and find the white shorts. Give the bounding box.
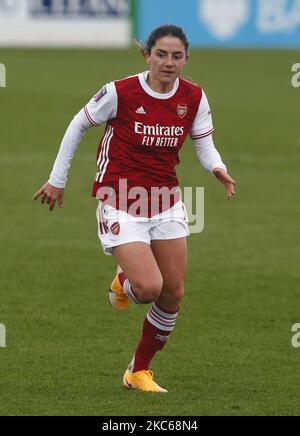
[96,200,190,256]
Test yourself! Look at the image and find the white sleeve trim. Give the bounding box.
[193,134,227,174]
[48,108,92,188]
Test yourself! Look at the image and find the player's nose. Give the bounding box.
[164,55,174,67]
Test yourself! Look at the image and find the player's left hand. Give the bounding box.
[213,168,236,200]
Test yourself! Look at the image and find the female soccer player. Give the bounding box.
[33,25,236,393]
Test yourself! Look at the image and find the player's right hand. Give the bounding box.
[33,182,64,211]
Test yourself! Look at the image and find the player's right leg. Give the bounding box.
[109,264,129,311]
[96,202,167,391]
[96,201,162,308]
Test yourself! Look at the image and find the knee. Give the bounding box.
[163,285,185,305]
[173,286,185,305]
[132,278,163,304]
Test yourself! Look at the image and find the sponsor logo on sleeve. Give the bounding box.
[94,86,108,102]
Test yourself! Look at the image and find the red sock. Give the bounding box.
[118,272,127,285]
[130,303,179,372]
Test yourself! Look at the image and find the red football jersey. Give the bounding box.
[89,73,203,215]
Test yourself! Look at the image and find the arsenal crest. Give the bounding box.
[110,222,120,235]
[177,104,188,118]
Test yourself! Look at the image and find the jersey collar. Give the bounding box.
[138,71,179,100]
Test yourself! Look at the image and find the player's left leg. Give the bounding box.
[127,237,187,380]
[152,237,187,312]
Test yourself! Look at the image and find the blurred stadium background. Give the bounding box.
[1,0,300,416]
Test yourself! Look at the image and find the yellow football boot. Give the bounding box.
[109,266,130,311]
[123,369,168,393]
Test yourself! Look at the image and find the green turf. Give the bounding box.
[0,48,300,416]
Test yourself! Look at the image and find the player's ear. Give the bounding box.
[144,51,151,66]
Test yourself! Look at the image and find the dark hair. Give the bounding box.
[135,24,189,56]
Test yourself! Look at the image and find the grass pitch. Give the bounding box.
[0,48,299,416]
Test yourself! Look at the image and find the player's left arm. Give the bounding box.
[192,135,236,200]
[190,90,236,200]
[212,167,236,200]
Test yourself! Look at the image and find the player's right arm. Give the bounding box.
[33,182,65,212]
[33,82,118,211]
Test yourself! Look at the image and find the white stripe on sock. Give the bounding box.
[147,303,178,332]
[150,305,177,323]
[149,307,176,328]
[123,279,141,304]
[128,354,135,373]
[151,303,178,320]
